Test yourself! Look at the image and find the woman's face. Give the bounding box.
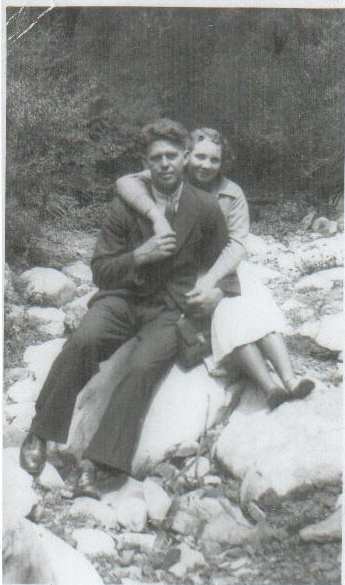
[188,138,222,186]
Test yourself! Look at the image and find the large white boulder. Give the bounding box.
[20,267,76,307]
[67,340,234,474]
[215,381,342,500]
[24,338,66,387]
[295,267,343,293]
[63,261,93,285]
[7,377,40,404]
[238,260,284,285]
[293,234,343,275]
[27,306,66,336]
[3,518,103,585]
[3,448,38,521]
[296,313,343,352]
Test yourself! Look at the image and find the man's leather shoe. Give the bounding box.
[20,432,47,476]
[74,460,100,500]
[266,386,291,411]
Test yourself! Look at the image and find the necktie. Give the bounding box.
[164,198,176,228]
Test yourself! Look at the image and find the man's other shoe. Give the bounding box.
[74,460,100,500]
[20,432,47,476]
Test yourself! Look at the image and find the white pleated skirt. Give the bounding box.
[211,265,287,365]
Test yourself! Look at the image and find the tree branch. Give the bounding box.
[8,5,54,43]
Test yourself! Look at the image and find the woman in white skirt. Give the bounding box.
[116,126,314,410]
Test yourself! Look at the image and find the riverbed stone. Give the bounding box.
[27,306,66,336]
[20,267,76,307]
[200,512,253,546]
[143,478,172,523]
[215,380,342,500]
[3,448,38,520]
[63,261,93,285]
[299,507,342,543]
[69,497,118,529]
[7,377,40,404]
[72,528,115,555]
[38,462,65,489]
[63,289,97,330]
[116,497,148,532]
[295,267,343,293]
[296,312,343,352]
[24,338,66,387]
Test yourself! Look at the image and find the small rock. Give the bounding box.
[20,267,76,307]
[171,510,202,537]
[178,543,206,569]
[72,528,115,555]
[201,512,253,546]
[37,463,65,489]
[299,508,342,542]
[186,456,210,479]
[102,476,145,510]
[63,261,93,285]
[117,497,148,532]
[203,475,222,486]
[169,562,187,578]
[7,378,40,404]
[201,540,222,558]
[230,557,250,570]
[233,566,254,577]
[113,533,156,553]
[175,440,199,457]
[301,208,317,230]
[69,498,118,529]
[312,217,338,236]
[143,478,172,523]
[246,501,266,523]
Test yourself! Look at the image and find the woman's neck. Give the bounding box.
[190,175,221,194]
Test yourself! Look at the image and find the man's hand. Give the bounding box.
[133,234,177,266]
[185,286,224,315]
[187,274,217,296]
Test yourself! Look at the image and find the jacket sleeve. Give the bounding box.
[200,200,242,296]
[91,198,143,290]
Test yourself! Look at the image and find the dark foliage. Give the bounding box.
[6,7,344,261]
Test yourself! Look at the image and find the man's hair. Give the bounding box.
[141,118,189,151]
[189,127,227,151]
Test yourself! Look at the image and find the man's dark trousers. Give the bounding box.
[32,295,181,473]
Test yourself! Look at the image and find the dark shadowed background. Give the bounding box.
[6,7,344,262]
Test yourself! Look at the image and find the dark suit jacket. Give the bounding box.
[90,181,240,313]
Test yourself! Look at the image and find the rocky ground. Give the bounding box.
[3,204,343,585]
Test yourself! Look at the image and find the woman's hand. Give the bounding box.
[185,286,224,315]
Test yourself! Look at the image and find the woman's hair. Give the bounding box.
[189,127,227,151]
[189,127,235,165]
[141,118,189,151]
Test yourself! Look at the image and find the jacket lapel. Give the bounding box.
[173,183,201,254]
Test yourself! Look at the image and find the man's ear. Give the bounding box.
[183,150,190,167]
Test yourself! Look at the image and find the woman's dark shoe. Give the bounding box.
[266,386,291,411]
[20,432,47,476]
[74,460,100,500]
[289,378,315,400]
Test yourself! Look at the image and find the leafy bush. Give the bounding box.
[5,201,41,265]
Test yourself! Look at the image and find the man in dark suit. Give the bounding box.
[20,119,239,497]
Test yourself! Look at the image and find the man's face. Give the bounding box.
[188,139,222,186]
[145,140,189,194]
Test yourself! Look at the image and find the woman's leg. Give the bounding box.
[231,342,289,409]
[257,332,314,398]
